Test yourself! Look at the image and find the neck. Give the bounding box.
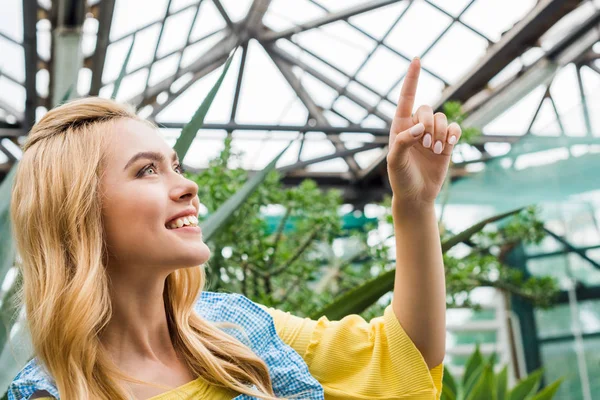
[100,264,178,369]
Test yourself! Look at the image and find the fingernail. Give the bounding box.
[423,134,432,148]
[448,136,457,145]
[410,123,424,137]
[413,56,420,62]
[434,141,443,154]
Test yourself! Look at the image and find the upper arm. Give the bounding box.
[262,304,444,400]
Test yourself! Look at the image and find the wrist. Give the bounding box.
[391,196,436,219]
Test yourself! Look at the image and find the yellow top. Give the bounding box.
[37,303,443,399]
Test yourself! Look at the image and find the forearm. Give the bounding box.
[391,197,446,369]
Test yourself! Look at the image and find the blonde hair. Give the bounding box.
[9,97,285,399]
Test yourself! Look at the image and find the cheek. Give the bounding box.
[101,190,164,251]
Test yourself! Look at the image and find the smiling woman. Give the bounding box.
[7,97,310,400]
[7,90,446,400]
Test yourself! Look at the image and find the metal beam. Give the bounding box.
[576,65,592,135]
[0,70,24,87]
[329,1,411,118]
[127,32,239,108]
[22,0,38,130]
[268,52,362,176]
[0,101,24,123]
[89,0,115,95]
[433,0,582,111]
[261,0,402,42]
[99,29,223,87]
[0,31,21,46]
[149,58,226,118]
[213,0,234,30]
[463,7,600,129]
[0,128,23,138]
[51,0,86,106]
[245,0,273,33]
[278,142,383,173]
[267,44,391,123]
[152,122,524,145]
[142,0,173,99]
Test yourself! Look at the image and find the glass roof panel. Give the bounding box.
[180,31,226,69]
[156,7,197,58]
[217,0,253,23]
[1,0,24,43]
[581,66,600,134]
[0,0,597,192]
[156,51,242,123]
[347,1,408,41]
[110,0,169,41]
[264,0,325,32]
[426,0,472,18]
[483,85,545,135]
[384,1,453,57]
[294,21,373,76]
[235,39,308,125]
[189,1,226,41]
[356,45,410,95]
[0,37,25,83]
[460,0,536,42]
[422,22,489,83]
[171,0,198,13]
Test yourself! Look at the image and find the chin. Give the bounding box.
[177,245,211,267]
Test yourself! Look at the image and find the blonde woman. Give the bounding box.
[7,58,459,399]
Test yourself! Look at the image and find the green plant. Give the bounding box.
[441,345,564,400]
[310,202,558,320]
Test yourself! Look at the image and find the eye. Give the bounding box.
[138,163,158,177]
[175,163,186,175]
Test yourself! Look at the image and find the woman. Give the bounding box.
[7,58,459,399]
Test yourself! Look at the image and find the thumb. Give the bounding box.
[388,123,425,159]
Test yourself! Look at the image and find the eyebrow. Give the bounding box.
[123,151,179,171]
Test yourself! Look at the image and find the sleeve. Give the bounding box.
[260,303,443,400]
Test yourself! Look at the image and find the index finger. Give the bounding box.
[395,57,421,120]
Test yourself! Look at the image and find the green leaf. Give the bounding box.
[0,268,22,356]
[441,368,458,400]
[0,165,17,285]
[442,206,524,253]
[463,344,484,386]
[61,83,75,104]
[509,369,543,400]
[309,207,525,320]
[466,363,496,400]
[111,33,136,100]
[308,262,394,320]
[496,365,508,400]
[200,140,294,242]
[530,379,564,400]
[173,47,237,161]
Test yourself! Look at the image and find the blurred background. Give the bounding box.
[1,0,600,399]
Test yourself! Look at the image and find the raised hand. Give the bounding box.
[386,57,462,209]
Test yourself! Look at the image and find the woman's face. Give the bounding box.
[100,118,210,275]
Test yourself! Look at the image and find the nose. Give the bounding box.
[170,173,199,202]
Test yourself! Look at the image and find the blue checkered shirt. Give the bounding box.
[7,291,325,399]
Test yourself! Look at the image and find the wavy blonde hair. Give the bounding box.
[9,97,286,399]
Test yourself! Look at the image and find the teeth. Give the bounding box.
[167,215,199,229]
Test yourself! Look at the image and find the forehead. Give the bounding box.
[104,118,171,163]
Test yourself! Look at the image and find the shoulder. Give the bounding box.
[7,358,59,400]
[194,291,274,346]
[195,291,325,398]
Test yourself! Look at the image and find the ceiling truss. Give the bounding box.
[0,0,598,207]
